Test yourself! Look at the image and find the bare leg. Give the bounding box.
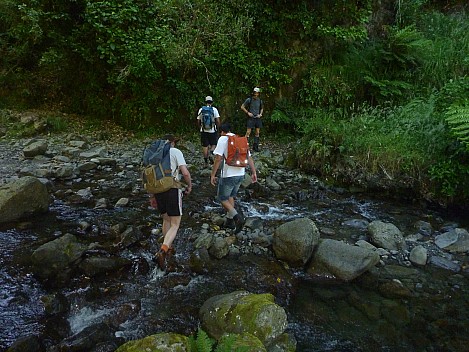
[161,213,182,249]
[245,128,252,138]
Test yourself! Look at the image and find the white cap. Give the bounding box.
[253,87,260,93]
[205,96,213,102]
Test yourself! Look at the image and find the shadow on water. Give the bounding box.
[1,183,469,351]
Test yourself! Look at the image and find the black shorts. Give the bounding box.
[200,131,218,147]
[247,118,263,129]
[155,188,183,216]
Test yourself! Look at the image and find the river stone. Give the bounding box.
[367,220,405,250]
[115,332,190,352]
[209,237,229,259]
[199,291,287,345]
[409,245,427,266]
[0,176,49,223]
[273,217,320,267]
[435,230,459,249]
[307,239,380,281]
[23,139,48,158]
[58,322,121,352]
[428,256,461,272]
[31,233,88,283]
[6,335,44,352]
[78,256,132,277]
[413,220,433,236]
[440,228,469,253]
[218,333,267,352]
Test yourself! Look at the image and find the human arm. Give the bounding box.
[210,154,223,186]
[179,164,192,194]
[148,193,157,208]
[247,156,257,183]
[241,99,254,117]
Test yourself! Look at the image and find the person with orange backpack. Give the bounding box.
[210,123,257,233]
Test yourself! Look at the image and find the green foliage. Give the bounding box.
[189,328,214,352]
[188,329,250,352]
[429,159,469,198]
[445,102,469,150]
[296,96,451,178]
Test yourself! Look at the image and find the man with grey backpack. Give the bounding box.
[241,87,264,152]
[197,96,220,166]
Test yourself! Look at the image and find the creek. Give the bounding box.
[0,137,468,352]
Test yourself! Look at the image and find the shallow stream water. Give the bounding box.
[1,138,468,351]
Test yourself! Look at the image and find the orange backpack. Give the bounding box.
[225,135,249,167]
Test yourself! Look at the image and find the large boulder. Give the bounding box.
[367,220,405,250]
[0,176,49,223]
[307,239,380,281]
[273,217,320,267]
[199,291,288,345]
[31,233,87,283]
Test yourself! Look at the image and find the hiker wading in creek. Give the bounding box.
[210,123,257,233]
[150,135,192,271]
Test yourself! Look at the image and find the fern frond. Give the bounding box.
[445,103,469,150]
[195,328,214,352]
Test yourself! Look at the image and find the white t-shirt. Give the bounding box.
[213,133,246,178]
[169,148,187,181]
[197,105,220,133]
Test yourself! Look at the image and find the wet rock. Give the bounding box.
[114,333,190,352]
[219,333,267,352]
[368,220,405,251]
[31,233,87,283]
[78,255,132,277]
[409,245,428,266]
[116,226,145,248]
[23,139,48,158]
[428,256,461,272]
[55,322,122,352]
[440,228,469,253]
[114,197,129,207]
[413,220,433,236]
[435,230,459,249]
[6,334,44,352]
[0,176,49,223]
[273,217,320,267]
[41,293,69,315]
[307,239,380,281]
[209,237,229,259]
[379,279,414,298]
[199,291,288,345]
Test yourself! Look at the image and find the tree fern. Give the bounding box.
[445,103,469,150]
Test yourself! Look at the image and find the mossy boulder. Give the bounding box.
[199,291,287,345]
[218,332,266,352]
[115,333,190,352]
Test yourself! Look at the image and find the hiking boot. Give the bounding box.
[224,217,236,229]
[209,156,214,165]
[253,143,259,152]
[233,214,245,234]
[154,249,167,270]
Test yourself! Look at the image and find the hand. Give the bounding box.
[251,173,257,183]
[210,175,218,186]
[149,196,157,208]
[184,186,192,195]
[248,112,253,118]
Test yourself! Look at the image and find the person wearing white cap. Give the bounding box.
[240,87,264,152]
[197,95,221,166]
